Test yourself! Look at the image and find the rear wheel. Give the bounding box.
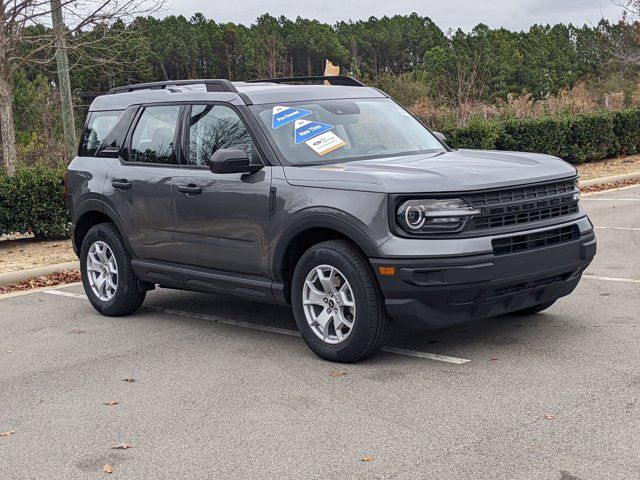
[291,240,390,363]
[512,300,556,316]
[80,223,146,316]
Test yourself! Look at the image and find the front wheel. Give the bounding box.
[80,223,146,316]
[291,240,390,363]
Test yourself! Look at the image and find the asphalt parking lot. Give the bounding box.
[1,185,639,480]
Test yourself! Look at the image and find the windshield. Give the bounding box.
[250,98,445,165]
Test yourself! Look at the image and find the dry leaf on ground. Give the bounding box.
[69,329,86,334]
[329,370,346,377]
[123,378,135,383]
[0,269,81,295]
[361,455,375,462]
[104,400,119,406]
[1,430,15,437]
[112,443,133,450]
[543,412,556,420]
[102,464,113,473]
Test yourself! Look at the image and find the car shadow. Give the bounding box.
[141,287,579,361]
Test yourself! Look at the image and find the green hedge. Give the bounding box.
[0,166,69,239]
[432,108,640,164]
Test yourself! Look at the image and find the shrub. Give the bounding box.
[415,107,640,164]
[0,165,69,239]
[611,108,640,155]
[442,119,501,150]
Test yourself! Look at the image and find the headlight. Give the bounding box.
[396,198,480,234]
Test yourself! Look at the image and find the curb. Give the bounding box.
[0,261,80,286]
[580,170,640,188]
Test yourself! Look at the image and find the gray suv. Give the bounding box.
[67,76,597,362]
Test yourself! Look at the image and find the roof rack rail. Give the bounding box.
[107,79,238,95]
[247,75,365,87]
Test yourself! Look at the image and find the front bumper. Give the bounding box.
[370,218,597,329]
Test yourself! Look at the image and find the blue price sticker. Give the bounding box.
[294,119,334,144]
[272,106,312,129]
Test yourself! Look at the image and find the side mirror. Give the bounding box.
[433,131,447,143]
[208,148,262,174]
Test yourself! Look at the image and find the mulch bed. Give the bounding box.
[0,270,81,295]
[581,178,640,194]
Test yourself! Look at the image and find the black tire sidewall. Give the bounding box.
[291,242,383,362]
[80,223,143,316]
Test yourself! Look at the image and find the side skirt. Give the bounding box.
[131,259,287,305]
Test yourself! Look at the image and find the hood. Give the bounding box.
[283,149,578,193]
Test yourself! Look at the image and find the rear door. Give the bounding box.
[171,103,271,276]
[104,104,182,262]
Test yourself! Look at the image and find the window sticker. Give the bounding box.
[294,119,334,144]
[271,106,312,129]
[305,131,347,156]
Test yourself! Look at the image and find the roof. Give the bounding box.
[89,79,386,111]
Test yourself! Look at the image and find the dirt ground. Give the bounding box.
[577,154,640,180]
[0,234,76,273]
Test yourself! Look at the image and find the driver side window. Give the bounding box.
[187,105,254,166]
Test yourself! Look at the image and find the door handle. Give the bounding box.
[178,184,203,195]
[111,179,132,190]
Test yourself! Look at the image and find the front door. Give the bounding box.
[171,104,271,277]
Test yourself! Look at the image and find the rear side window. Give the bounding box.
[129,105,180,164]
[80,110,122,156]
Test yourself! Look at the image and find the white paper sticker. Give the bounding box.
[305,131,346,156]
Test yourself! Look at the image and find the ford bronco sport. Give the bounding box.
[67,76,597,362]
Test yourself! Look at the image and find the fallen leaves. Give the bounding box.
[0,269,81,295]
[329,370,346,378]
[489,357,498,362]
[103,400,120,406]
[69,329,86,334]
[360,455,375,462]
[102,464,113,474]
[580,178,640,193]
[112,443,133,450]
[543,412,556,420]
[123,378,135,383]
[1,430,15,437]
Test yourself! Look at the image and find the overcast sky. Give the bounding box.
[161,0,621,31]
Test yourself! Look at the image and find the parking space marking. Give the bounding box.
[581,197,640,201]
[41,290,471,365]
[595,226,640,231]
[381,347,470,364]
[583,274,640,284]
[0,282,83,300]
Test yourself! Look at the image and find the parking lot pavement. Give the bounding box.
[1,186,639,480]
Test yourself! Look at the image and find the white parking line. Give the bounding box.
[581,198,640,201]
[381,347,470,364]
[0,282,83,300]
[595,226,640,231]
[42,290,471,365]
[583,274,640,284]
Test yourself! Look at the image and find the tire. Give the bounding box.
[511,300,556,316]
[80,222,146,316]
[291,240,390,363]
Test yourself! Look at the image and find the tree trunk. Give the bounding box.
[0,74,17,176]
[51,0,77,160]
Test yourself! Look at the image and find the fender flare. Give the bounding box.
[72,197,132,253]
[271,210,380,282]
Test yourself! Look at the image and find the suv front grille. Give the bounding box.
[465,179,579,231]
[492,225,579,256]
